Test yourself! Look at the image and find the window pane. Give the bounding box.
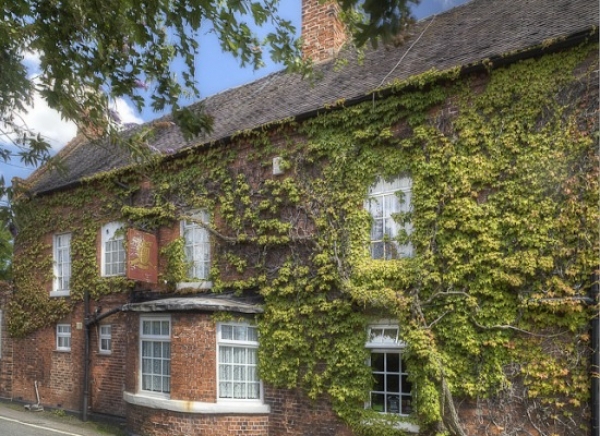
[387,353,400,372]
[371,219,384,241]
[233,347,245,364]
[248,348,257,365]
[371,242,384,259]
[248,383,260,399]
[387,374,400,393]
[371,353,385,372]
[220,382,232,398]
[387,395,401,414]
[373,373,384,391]
[142,375,151,390]
[371,393,385,412]
[401,375,411,394]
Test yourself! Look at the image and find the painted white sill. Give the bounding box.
[123,391,270,414]
[49,291,70,298]
[362,417,419,434]
[176,281,213,291]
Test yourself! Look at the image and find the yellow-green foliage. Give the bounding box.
[10,43,598,435]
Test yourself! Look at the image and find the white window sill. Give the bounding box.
[123,391,269,414]
[176,281,213,291]
[50,291,70,298]
[363,417,419,434]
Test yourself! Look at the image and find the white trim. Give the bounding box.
[366,325,407,349]
[56,324,71,351]
[217,322,263,403]
[139,315,171,397]
[176,281,213,291]
[99,324,112,354]
[100,222,126,277]
[365,175,413,259]
[123,391,270,414]
[52,232,71,296]
[180,210,211,281]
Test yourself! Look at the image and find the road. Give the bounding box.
[0,414,89,436]
[0,402,122,436]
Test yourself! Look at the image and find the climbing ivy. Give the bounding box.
[10,42,599,436]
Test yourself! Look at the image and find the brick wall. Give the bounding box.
[11,308,83,411]
[127,403,270,436]
[170,314,217,402]
[301,0,347,63]
[89,294,129,417]
[265,387,353,436]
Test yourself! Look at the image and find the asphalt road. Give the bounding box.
[0,401,122,436]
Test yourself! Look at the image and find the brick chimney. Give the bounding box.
[301,0,347,63]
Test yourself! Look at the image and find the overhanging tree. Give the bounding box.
[0,0,418,197]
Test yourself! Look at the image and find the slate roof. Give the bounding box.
[24,0,598,194]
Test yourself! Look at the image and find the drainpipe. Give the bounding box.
[81,299,124,422]
[82,289,90,422]
[590,272,599,436]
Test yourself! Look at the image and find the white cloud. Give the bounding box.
[8,91,143,153]
[16,93,78,151]
[10,51,144,152]
[111,98,144,125]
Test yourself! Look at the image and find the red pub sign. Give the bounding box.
[126,229,158,284]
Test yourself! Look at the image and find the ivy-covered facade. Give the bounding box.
[1,1,598,435]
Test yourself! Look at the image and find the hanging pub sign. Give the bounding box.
[127,229,158,284]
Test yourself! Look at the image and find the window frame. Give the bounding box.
[99,324,112,354]
[366,324,412,416]
[52,232,72,296]
[179,210,211,286]
[139,316,171,398]
[56,323,72,351]
[216,322,262,403]
[101,222,126,277]
[365,176,413,260]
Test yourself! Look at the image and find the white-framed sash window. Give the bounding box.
[140,316,171,396]
[52,233,71,296]
[56,324,72,351]
[101,222,126,277]
[365,176,413,259]
[99,325,112,354]
[366,325,412,416]
[217,323,261,401]
[181,210,211,281]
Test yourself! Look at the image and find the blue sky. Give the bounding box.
[0,0,468,189]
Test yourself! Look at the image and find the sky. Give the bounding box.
[0,0,468,189]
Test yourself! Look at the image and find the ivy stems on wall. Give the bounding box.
[10,43,599,435]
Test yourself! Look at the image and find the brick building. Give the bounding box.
[1,1,598,435]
